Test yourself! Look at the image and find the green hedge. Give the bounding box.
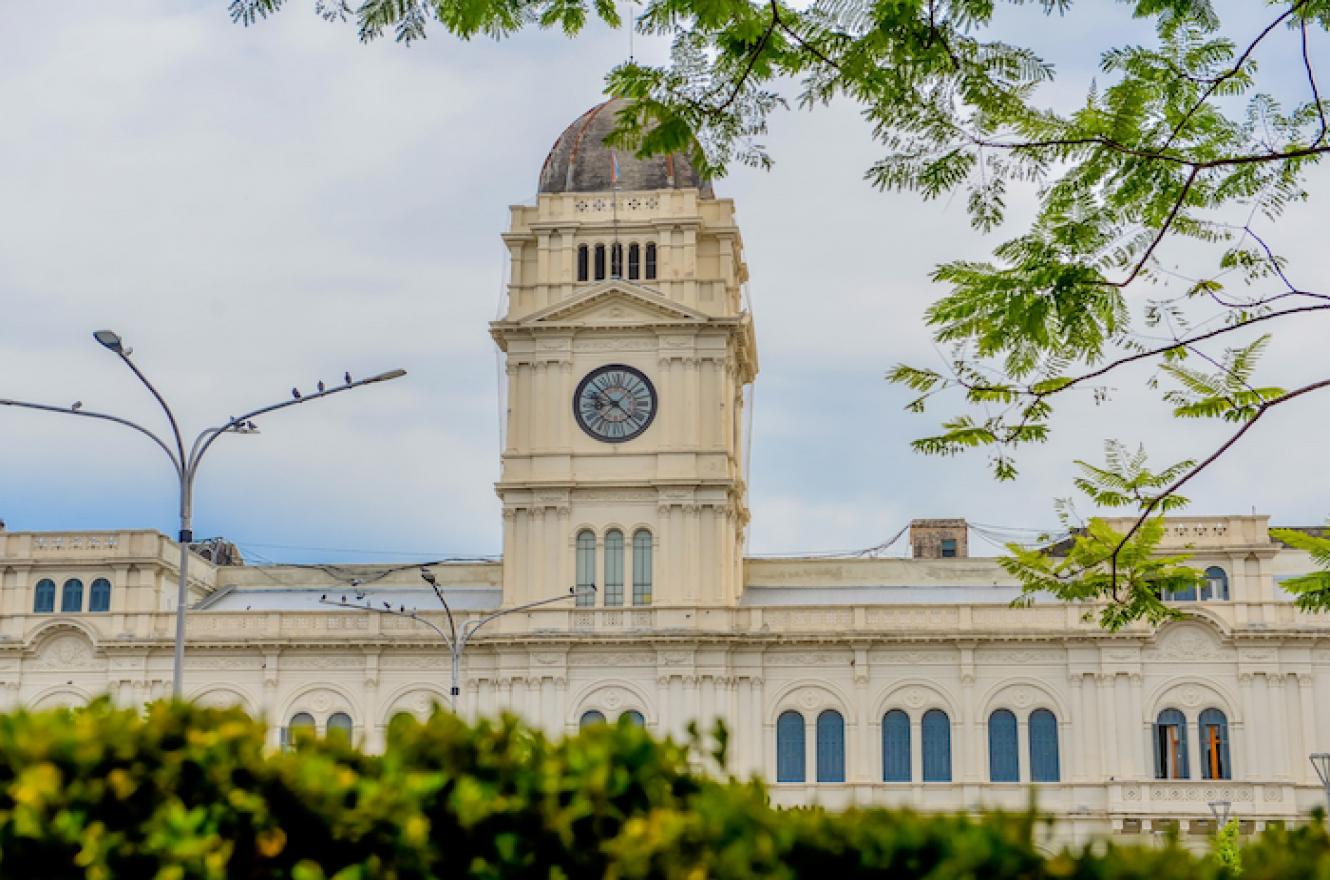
[0,700,1326,878]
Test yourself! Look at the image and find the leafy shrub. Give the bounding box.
[0,700,1322,878]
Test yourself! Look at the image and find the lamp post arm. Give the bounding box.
[457,588,583,652]
[318,598,454,649]
[0,398,182,479]
[115,353,188,468]
[186,369,407,480]
[425,582,459,646]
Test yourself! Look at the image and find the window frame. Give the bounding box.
[987,709,1019,783]
[631,529,652,605]
[603,529,624,606]
[89,578,112,613]
[1028,708,1061,783]
[61,578,84,613]
[815,710,846,783]
[33,579,56,614]
[1199,708,1231,780]
[776,710,805,783]
[1154,708,1190,779]
[575,530,596,607]
[921,709,952,782]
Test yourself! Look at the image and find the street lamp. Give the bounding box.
[1207,799,1231,828]
[1,330,407,699]
[321,567,593,712]
[1310,753,1330,824]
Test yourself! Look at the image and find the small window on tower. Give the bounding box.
[594,244,606,281]
[644,243,657,280]
[577,244,589,282]
[940,538,957,558]
[628,243,640,279]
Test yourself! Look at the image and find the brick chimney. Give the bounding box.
[910,518,968,559]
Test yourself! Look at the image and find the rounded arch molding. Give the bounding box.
[279,682,361,725]
[380,682,453,722]
[188,686,256,716]
[1145,675,1240,722]
[767,679,854,724]
[28,684,92,711]
[978,677,1070,721]
[23,619,100,652]
[568,680,655,725]
[872,679,959,722]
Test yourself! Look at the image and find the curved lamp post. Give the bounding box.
[1,329,407,699]
[321,567,592,712]
[1311,753,1330,826]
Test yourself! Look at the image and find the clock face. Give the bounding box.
[574,364,657,442]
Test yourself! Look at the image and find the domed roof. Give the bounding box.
[538,98,714,197]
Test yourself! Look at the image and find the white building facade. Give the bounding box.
[2,98,1328,846]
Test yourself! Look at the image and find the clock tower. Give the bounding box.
[491,98,757,613]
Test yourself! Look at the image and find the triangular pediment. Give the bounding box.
[518,280,711,327]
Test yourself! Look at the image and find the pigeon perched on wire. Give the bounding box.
[317,380,326,393]
[344,371,352,385]
[71,401,82,411]
[291,388,301,400]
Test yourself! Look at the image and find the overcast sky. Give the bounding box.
[1,2,1325,563]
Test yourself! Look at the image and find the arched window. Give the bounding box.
[1199,708,1231,780]
[988,709,1019,782]
[816,710,845,783]
[1164,579,1198,601]
[575,530,596,607]
[632,529,652,605]
[1202,566,1230,601]
[610,242,623,278]
[882,709,910,782]
[577,244,589,281]
[579,710,606,728]
[623,710,645,727]
[921,709,952,782]
[327,712,354,742]
[604,530,624,606]
[644,242,657,280]
[1154,708,1189,779]
[594,243,606,280]
[89,578,112,613]
[628,243,641,280]
[776,710,805,783]
[285,711,315,748]
[1029,709,1061,782]
[61,579,84,613]
[33,579,56,614]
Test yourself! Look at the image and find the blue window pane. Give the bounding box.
[816,710,845,783]
[1155,708,1189,779]
[579,710,606,728]
[89,578,112,613]
[622,710,645,727]
[632,530,652,605]
[1203,567,1229,601]
[604,530,624,606]
[1029,709,1061,782]
[575,531,596,607]
[776,710,805,783]
[61,579,83,613]
[988,709,1019,782]
[922,709,951,782]
[34,579,56,614]
[1199,708,1230,780]
[882,709,911,782]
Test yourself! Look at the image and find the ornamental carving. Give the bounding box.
[191,689,249,711]
[764,609,854,630]
[1143,626,1226,662]
[899,687,928,709]
[570,652,654,667]
[976,648,1064,664]
[865,608,956,629]
[532,652,564,666]
[31,634,97,671]
[282,654,363,671]
[870,649,959,665]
